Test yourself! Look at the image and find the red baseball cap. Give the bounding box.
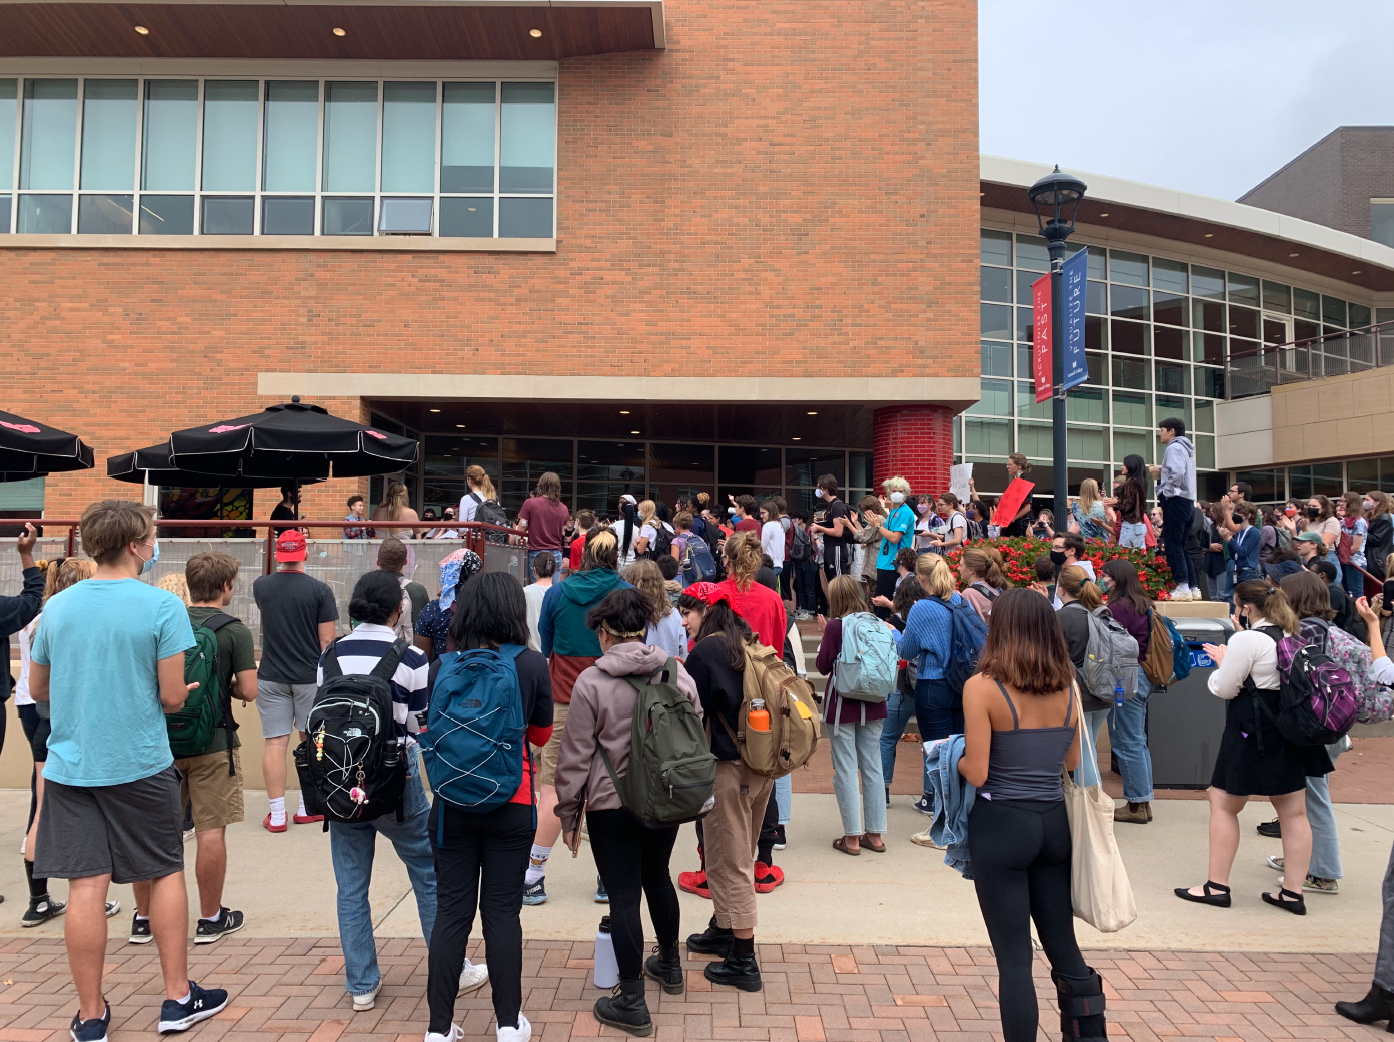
[275,530,307,562]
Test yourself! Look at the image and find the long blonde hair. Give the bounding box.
[625,559,671,626]
[466,464,496,502]
[1077,478,1100,516]
[638,499,656,525]
[383,480,409,522]
[915,553,955,599]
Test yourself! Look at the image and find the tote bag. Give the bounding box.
[1061,684,1137,933]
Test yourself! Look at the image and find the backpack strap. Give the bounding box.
[200,612,240,774]
[370,638,409,682]
[322,640,345,682]
[204,612,238,633]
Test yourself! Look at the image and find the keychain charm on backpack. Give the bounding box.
[315,725,326,762]
[350,786,367,805]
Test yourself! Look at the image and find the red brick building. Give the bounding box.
[0,0,978,523]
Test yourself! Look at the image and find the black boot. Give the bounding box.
[1336,982,1394,1025]
[686,915,734,956]
[703,935,762,993]
[593,978,652,1037]
[644,944,685,995]
[1052,967,1107,1042]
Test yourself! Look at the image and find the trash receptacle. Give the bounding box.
[1147,616,1235,789]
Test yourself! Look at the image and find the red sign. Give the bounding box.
[992,478,1035,528]
[1032,273,1052,403]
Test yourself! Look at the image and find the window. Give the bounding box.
[1373,200,1394,248]
[0,75,556,237]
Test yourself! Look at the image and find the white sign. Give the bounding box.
[950,462,973,504]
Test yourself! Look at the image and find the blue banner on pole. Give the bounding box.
[1062,247,1088,390]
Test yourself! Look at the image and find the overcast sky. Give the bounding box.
[980,0,1394,201]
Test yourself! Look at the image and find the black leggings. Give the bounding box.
[587,808,680,981]
[426,800,535,1033]
[967,798,1089,1042]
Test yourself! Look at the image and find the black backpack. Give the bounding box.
[469,492,510,544]
[790,523,811,563]
[646,524,674,561]
[295,638,409,829]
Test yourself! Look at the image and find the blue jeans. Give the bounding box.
[1107,669,1154,803]
[913,677,962,744]
[1324,550,1343,588]
[774,774,791,825]
[1213,561,1234,607]
[329,752,438,997]
[880,688,929,795]
[1343,558,1366,600]
[1072,708,1111,789]
[827,719,886,837]
[1117,521,1146,549]
[528,549,563,582]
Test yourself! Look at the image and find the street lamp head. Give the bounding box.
[1028,165,1088,244]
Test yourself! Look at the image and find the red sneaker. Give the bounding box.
[678,870,711,899]
[754,862,784,893]
[293,813,325,824]
[262,813,288,834]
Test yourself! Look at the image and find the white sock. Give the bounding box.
[269,797,286,827]
[199,913,221,923]
[1175,583,1189,594]
[525,845,551,886]
[297,792,308,817]
[135,914,149,922]
[176,991,191,1005]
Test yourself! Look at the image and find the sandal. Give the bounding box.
[860,834,886,853]
[1173,880,1232,907]
[832,836,861,856]
[1261,887,1307,915]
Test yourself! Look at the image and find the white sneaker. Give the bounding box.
[352,982,382,1012]
[459,961,489,993]
[425,1026,463,1042]
[909,827,945,849]
[496,1013,531,1042]
[1170,585,1189,601]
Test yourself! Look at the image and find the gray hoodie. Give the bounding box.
[1157,434,1196,501]
[553,641,701,832]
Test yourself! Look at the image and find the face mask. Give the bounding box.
[814,489,826,500]
[966,509,976,519]
[1365,500,1376,512]
[728,506,738,515]
[1306,507,1321,520]
[889,492,905,506]
[1285,506,1298,517]
[1097,578,1111,593]
[139,540,159,575]
[1049,550,1068,566]
[916,503,928,515]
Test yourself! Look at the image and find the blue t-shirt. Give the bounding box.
[32,578,195,787]
[876,504,918,570]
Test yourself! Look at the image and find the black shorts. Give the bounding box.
[34,766,185,884]
[17,703,49,763]
[822,543,850,581]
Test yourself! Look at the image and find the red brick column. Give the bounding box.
[872,405,954,498]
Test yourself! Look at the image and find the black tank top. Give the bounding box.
[980,680,1075,802]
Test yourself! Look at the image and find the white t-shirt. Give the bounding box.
[610,519,657,570]
[457,493,480,524]
[523,582,549,653]
[15,614,37,705]
[1052,559,1096,610]
[761,520,786,564]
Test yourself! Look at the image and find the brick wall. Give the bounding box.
[1240,126,1394,240]
[872,405,954,498]
[0,0,978,521]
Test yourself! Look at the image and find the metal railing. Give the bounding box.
[1227,320,1394,399]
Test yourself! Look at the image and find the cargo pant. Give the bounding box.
[704,760,774,932]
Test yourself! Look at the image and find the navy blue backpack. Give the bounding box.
[931,597,990,697]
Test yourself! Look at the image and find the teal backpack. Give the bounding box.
[167,613,236,769]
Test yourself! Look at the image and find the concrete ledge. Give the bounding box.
[1156,600,1233,619]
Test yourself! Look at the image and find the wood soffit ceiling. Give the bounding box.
[981,181,1394,294]
[0,4,658,60]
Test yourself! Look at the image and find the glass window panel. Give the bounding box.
[980,265,1010,303]
[1111,319,1148,355]
[202,196,253,234]
[1017,345,1032,377]
[981,340,1011,378]
[1085,315,1107,352]
[263,81,318,192]
[262,196,313,234]
[1016,269,1038,305]
[1112,357,1150,390]
[439,197,493,237]
[1016,422,1052,458]
[1112,392,1150,428]
[1109,250,1147,286]
[441,82,495,193]
[1153,291,1187,328]
[499,82,554,193]
[980,228,1011,265]
[1262,280,1292,314]
[1195,434,1215,471]
[1196,332,1225,366]
[1322,295,1347,327]
[1113,429,1152,466]
[717,445,780,486]
[1016,381,1050,420]
[1109,284,1149,321]
[1295,319,1320,343]
[849,451,872,490]
[141,80,196,191]
[499,196,551,237]
[138,194,192,234]
[965,419,1011,456]
[1192,265,1225,300]
[17,193,70,232]
[1228,272,1259,306]
[0,195,9,232]
[1153,325,1186,360]
[1152,256,1188,294]
[1374,202,1394,248]
[1350,302,1372,328]
[783,446,836,488]
[1067,387,1106,424]
[1015,306,1034,343]
[20,79,77,190]
[380,81,436,193]
[323,196,373,235]
[1155,362,1189,395]
[322,81,377,192]
[1228,305,1258,339]
[77,193,132,233]
[202,80,258,191]
[1157,397,1190,430]
[1194,400,1214,433]
[1236,469,1282,501]
[967,378,1011,416]
[1194,299,1225,333]
[1086,280,1105,315]
[378,196,432,233]
[503,438,574,482]
[1015,233,1048,271]
[980,303,1011,341]
[79,79,136,190]
[1068,426,1105,461]
[1087,246,1106,281]
[0,80,14,190]
[952,418,962,456]
[1293,287,1320,320]
[1084,351,1106,385]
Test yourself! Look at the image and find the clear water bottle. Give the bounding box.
[1114,679,1125,707]
[593,915,619,989]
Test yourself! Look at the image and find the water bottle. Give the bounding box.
[1114,679,1125,708]
[593,915,619,989]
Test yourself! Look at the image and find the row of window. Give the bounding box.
[1238,457,1394,504]
[0,77,555,237]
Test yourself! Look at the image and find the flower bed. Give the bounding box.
[942,537,1175,600]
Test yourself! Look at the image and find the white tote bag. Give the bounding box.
[1061,684,1137,933]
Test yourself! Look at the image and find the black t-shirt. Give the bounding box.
[685,635,745,761]
[821,497,850,551]
[252,570,340,684]
[270,502,298,536]
[1001,478,1031,538]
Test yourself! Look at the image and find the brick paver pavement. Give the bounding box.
[0,937,1382,1042]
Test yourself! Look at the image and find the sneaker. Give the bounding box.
[351,981,381,1012]
[522,880,547,906]
[678,870,711,899]
[795,610,812,621]
[496,1013,531,1042]
[182,828,195,844]
[194,908,244,945]
[909,827,944,849]
[292,813,324,825]
[22,894,66,927]
[772,824,787,851]
[753,862,784,894]
[425,1026,464,1042]
[1257,818,1282,839]
[1169,585,1189,601]
[69,1001,110,1042]
[104,901,120,919]
[1266,855,1284,872]
[1278,874,1340,895]
[594,876,609,904]
[458,961,489,993]
[262,813,287,834]
[912,793,934,817]
[128,915,153,945]
[158,981,228,1033]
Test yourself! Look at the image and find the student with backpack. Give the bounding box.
[958,546,1007,621]
[1097,560,1156,825]
[554,588,703,1035]
[314,572,437,1011]
[421,573,553,1042]
[1054,566,1115,791]
[696,533,787,652]
[787,512,817,620]
[673,511,717,588]
[130,552,257,945]
[1175,581,1332,915]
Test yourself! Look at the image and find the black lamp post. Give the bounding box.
[1027,165,1088,530]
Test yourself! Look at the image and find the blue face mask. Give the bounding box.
[140,540,159,575]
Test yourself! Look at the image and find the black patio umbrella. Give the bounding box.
[107,443,327,489]
[166,397,418,479]
[0,410,94,482]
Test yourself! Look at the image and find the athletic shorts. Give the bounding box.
[533,701,568,787]
[176,748,245,832]
[34,766,184,884]
[822,543,850,581]
[256,680,318,738]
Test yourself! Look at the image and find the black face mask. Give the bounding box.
[1049,550,1068,566]
[1306,507,1321,520]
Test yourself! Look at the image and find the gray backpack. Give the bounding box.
[1081,606,1139,701]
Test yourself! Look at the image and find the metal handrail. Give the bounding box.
[1226,319,1394,399]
